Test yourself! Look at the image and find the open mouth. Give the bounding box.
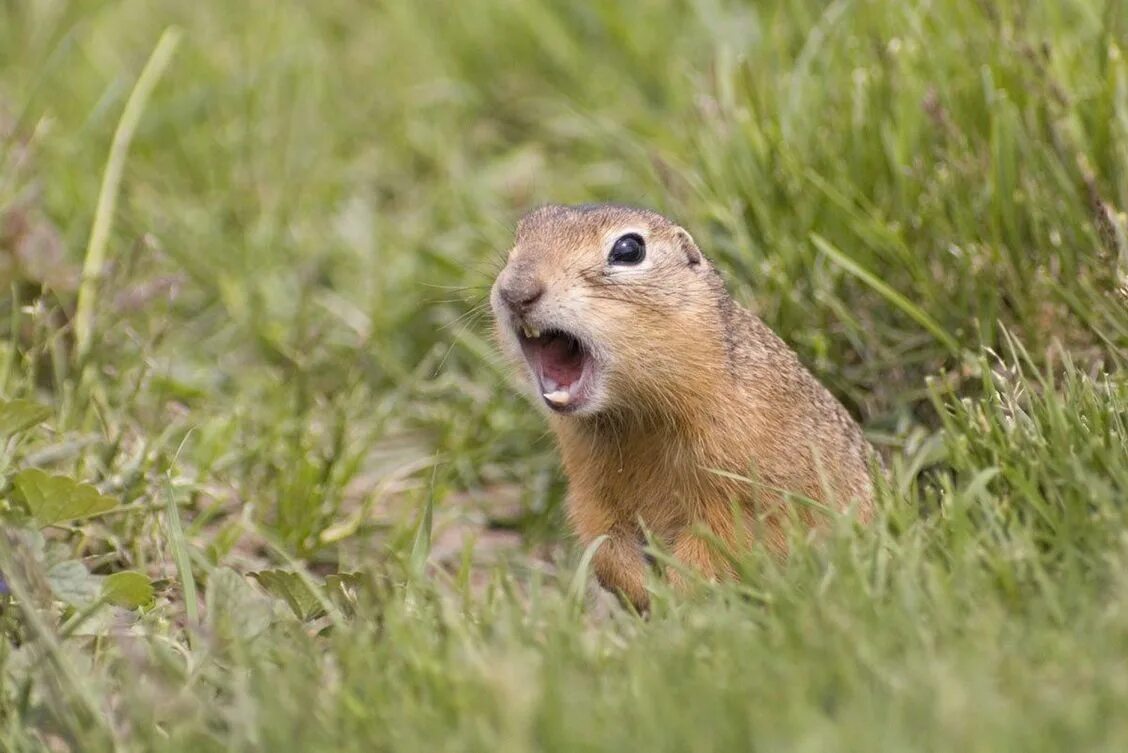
[515,323,593,413]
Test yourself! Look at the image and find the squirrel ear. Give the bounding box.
[675,227,702,267]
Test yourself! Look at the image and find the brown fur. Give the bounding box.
[491,203,877,612]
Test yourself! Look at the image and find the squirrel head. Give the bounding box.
[491,203,725,419]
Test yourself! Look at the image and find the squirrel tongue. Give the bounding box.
[538,334,584,388]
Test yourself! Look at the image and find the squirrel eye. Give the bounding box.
[608,234,646,266]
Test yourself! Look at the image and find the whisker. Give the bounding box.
[420,282,492,292]
[439,306,491,333]
[426,296,486,307]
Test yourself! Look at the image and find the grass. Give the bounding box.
[0,0,1126,750]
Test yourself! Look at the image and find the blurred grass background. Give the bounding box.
[0,0,1126,750]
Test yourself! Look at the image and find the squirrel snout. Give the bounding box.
[497,271,545,314]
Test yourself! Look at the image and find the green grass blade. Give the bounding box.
[74,27,181,363]
[567,534,608,612]
[163,476,198,647]
[811,233,963,356]
[409,464,438,579]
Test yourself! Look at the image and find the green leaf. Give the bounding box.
[206,567,275,641]
[325,572,363,617]
[568,534,609,613]
[47,560,102,607]
[102,571,154,609]
[163,479,198,637]
[13,469,117,527]
[0,399,51,437]
[251,570,323,622]
[410,476,436,578]
[811,233,962,357]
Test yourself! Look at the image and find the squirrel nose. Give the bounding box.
[499,274,545,313]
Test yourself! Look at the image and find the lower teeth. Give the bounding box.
[543,390,571,406]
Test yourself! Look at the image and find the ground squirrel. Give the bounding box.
[491,203,877,612]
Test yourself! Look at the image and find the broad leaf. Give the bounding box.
[66,606,140,637]
[0,399,51,437]
[103,571,154,609]
[206,567,275,641]
[13,469,117,527]
[251,570,323,621]
[47,560,102,607]
[325,572,364,617]
[0,396,50,437]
